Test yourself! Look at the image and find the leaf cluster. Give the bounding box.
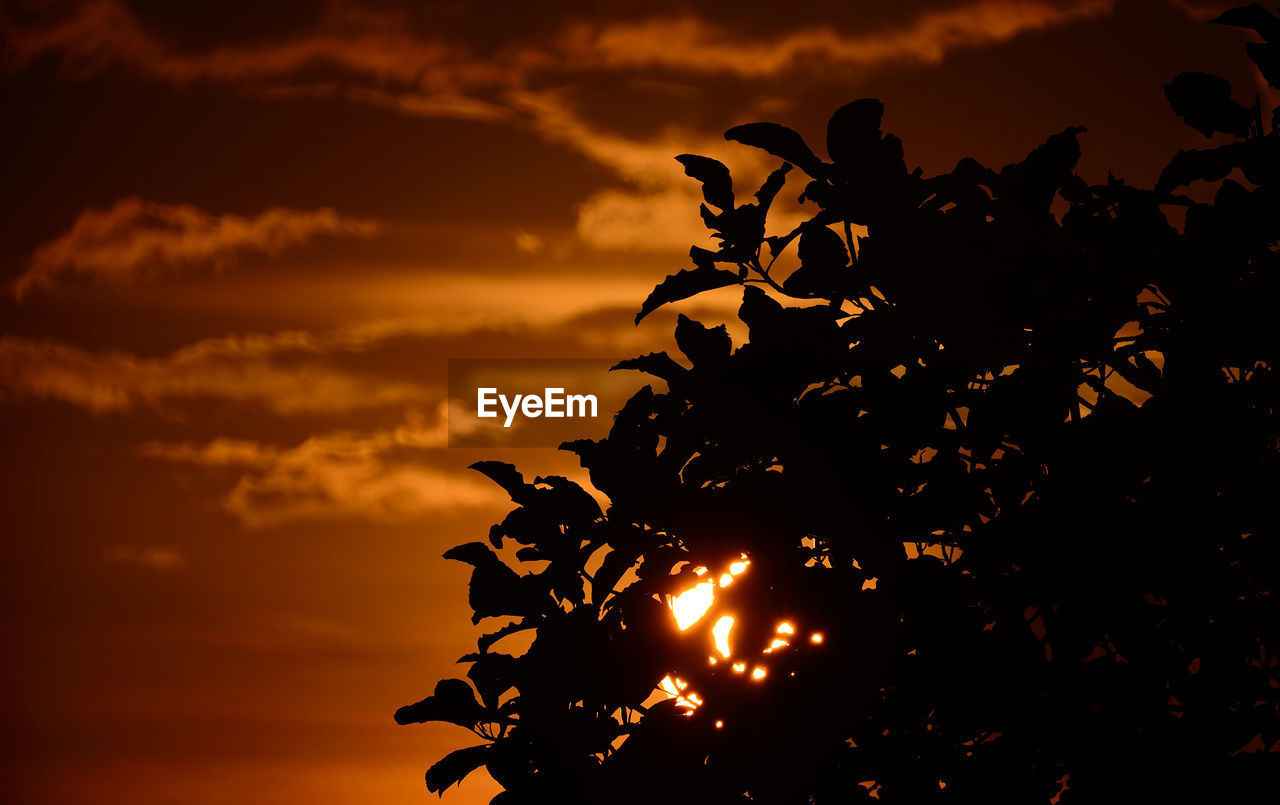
[402,9,1280,803]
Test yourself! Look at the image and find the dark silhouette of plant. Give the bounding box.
[398,7,1280,803]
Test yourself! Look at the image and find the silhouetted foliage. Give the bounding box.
[400,8,1280,803]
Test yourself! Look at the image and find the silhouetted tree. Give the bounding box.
[399,7,1280,803]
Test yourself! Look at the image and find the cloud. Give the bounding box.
[139,408,503,527]
[2,0,1117,92]
[0,267,757,421]
[514,231,544,254]
[136,438,279,467]
[510,88,739,251]
[559,0,1116,77]
[576,186,721,251]
[576,185,811,252]
[0,0,526,120]
[1,0,1118,124]
[0,335,432,415]
[13,198,379,300]
[103,544,188,571]
[510,88,754,186]
[248,82,514,121]
[0,285,679,418]
[511,90,808,252]
[0,0,1118,254]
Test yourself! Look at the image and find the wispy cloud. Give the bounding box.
[576,186,714,251]
[140,408,502,527]
[512,88,708,250]
[0,0,1119,255]
[13,198,379,299]
[0,271,753,421]
[0,335,431,415]
[136,438,281,467]
[510,89,800,252]
[0,0,1123,131]
[0,0,528,120]
[559,0,1115,76]
[510,89,744,186]
[103,544,188,571]
[2,0,1117,97]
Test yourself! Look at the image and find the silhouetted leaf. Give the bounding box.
[531,475,605,526]
[443,541,501,567]
[1204,8,1280,87]
[737,284,783,329]
[999,126,1086,212]
[1165,72,1253,137]
[635,264,741,323]
[1211,4,1280,42]
[558,437,599,461]
[443,542,536,624]
[693,244,715,267]
[725,122,826,176]
[1246,41,1280,88]
[676,154,735,211]
[470,462,531,504]
[426,744,492,793]
[826,98,885,167]
[755,162,793,214]
[396,678,485,727]
[1157,144,1239,191]
[783,224,851,297]
[612,352,688,383]
[465,652,519,709]
[765,226,803,258]
[593,545,641,600]
[477,617,539,654]
[674,314,732,366]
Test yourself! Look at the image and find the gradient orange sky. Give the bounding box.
[0,1,1265,802]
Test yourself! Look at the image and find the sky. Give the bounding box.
[0,1,1267,803]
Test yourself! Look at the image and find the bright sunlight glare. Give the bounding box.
[661,557,823,716]
[712,616,734,658]
[669,556,750,631]
[671,582,715,630]
[658,675,702,709]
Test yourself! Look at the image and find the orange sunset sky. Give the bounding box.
[0,1,1267,803]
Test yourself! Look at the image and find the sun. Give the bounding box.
[658,558,828,712]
